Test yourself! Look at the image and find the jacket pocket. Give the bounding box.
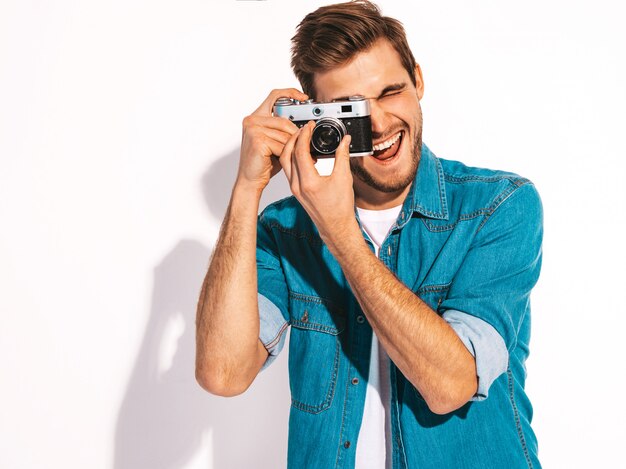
[416,283,450,313]
[288,294,346,414]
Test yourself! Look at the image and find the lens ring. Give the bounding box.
[311,118,347,155]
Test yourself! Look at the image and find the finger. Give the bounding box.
[259,128,295,146]
[264,137,290,159]
[292,121,318,186]
[290,148,300,195]
[331,134,352,176]
[244,135,289,163]
[269,156,282,179]
[243,115,299,136]
[252,88,309,116]
[278,127,301,184]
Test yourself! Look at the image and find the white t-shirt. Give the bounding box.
[354,204,402,469]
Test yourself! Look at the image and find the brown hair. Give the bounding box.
[291,0,417,99]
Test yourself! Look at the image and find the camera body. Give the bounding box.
[273,96,373,158]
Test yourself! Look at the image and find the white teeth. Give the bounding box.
[373,132,402,151]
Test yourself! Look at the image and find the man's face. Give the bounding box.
[313,39,424,205]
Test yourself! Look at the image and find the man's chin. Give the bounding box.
[350,140,422,194]
[351,168,414,193]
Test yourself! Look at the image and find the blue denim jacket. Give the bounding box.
[256,144,543,469]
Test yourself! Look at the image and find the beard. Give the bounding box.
[349,124,423,194]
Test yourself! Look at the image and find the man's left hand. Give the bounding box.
[278,121,360,251]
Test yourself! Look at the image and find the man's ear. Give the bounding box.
[414,63,425,100]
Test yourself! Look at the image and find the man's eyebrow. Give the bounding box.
[330,82,407,102]
[377,82,407,97]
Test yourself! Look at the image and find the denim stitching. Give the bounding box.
[512,177,530,187]
[291,334,341,414]
[419,208,491,233]
[420,218,457,232]
[445,175,504,183]
[264,221,324,246]
[460,208,491,220]
[288,293,343,414]
[476,180,531,232]
[412,206,446,219]
[288,290,344,311]
[436,157,449,218]
[391,364,409,468]
[444,174,529,185]
[288,293,346,333]
[334,361,354,468]
[418,174,529,234]
[416,283,451,295]
[291,319,344,335]
[403,157,448,221]
[263,321,289,350]
[507,367,533,468]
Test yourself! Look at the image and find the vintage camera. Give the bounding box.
[273,96,373,157]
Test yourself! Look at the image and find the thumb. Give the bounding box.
[332,134,352,175]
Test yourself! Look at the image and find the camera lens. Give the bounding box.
[311,118,347,155]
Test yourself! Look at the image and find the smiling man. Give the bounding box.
[195,2,543,468]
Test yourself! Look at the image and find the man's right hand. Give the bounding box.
[236,88,309,193]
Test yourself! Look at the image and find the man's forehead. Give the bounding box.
[311,40,409,102]
[313,69,407,102]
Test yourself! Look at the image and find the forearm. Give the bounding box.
[195,180,265,392]
[327,226,477,414]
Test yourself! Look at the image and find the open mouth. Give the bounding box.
[372,131,403,161]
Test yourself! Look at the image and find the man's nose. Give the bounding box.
[368,99,388,138]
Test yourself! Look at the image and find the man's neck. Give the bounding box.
[354,182,412,210]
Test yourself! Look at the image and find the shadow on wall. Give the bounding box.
[114,148,293,469]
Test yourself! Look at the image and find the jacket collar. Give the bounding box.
[353,143,449,229]
[399,143,449,224]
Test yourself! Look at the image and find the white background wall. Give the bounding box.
[1,0,624,468]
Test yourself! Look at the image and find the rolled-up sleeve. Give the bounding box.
[258,293,289,371]
[257,214,290,371]
[443,310,508,401]
[439,182,543,396]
